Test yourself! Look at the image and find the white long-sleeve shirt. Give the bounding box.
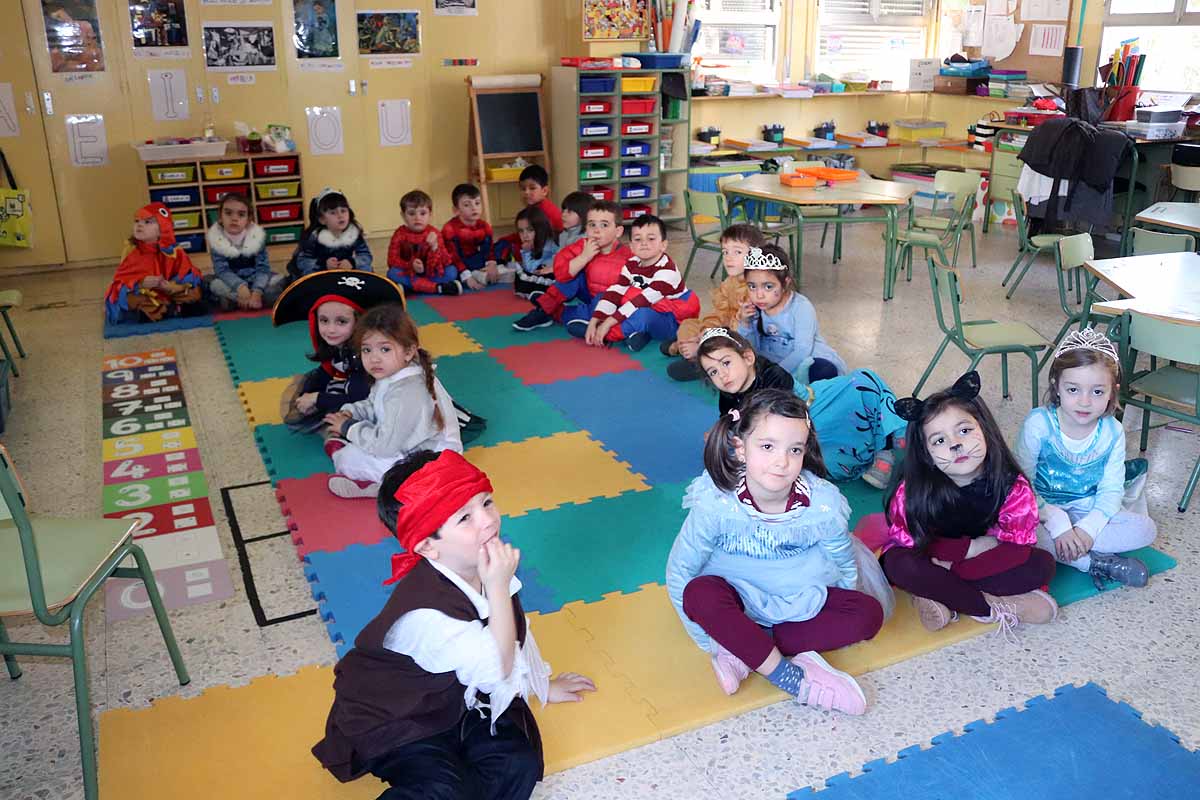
[382,559,551,728]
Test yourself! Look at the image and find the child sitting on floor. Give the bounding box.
[1015,328,1157,589]
[665,223,765,382]
[511,200,632,332]
[666,389,890,711]
[286,188,373,279]
[105,202,204,324]
[738,245,846,383]
[494,165,563,266]
[388,190,460,295]
[323,303,462,498]
[875,371,1058,634]
[205,192,284,311]
[695,327,906,483]
[313,449,595,800]
[512,205,559,300]
[558,191,594,249]
[578,213,700,352]
[442,183,500,291]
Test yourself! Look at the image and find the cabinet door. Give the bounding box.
[0,0,66,269]
[22,0,140,263]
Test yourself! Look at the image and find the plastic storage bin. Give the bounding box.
[621,97,656,115]
[621,120,654,136]
[254,180,301,201]
[205,207,219,226]
[580,165,613,181]
[586,186,615,202]
[579,76,617,93]
[150,185,201,208]
[580,121,613,137]
[175,232,206,253]
[621,163,651,178]
[253,156,299,177]
[622,52,687,69]
[621,141,651,157]
[892,119,948,142]
[201,161,248,180]
[621,76,656,93]
[257,201,303,223]
[579,143,612,160]
[486,166,523,181]
[620,183,652,200]
[171,210,203,230]
[621,204,652,221]
[580,99,612,115]
[264,224,303,245]
[205,183,250,204]
[147,164,195,184]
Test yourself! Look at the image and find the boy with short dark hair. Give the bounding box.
[313,450,595,800]
[442,183,499,291]
[388,189,460,295]
[512,200,632,332]
[494,164,563,265]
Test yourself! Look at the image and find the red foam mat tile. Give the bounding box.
[213,308,273,322]
[275,473,391,557]
[490,338,644,385]
[421,287,534,321]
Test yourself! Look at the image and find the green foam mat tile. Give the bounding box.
[1049,546,1176,606]
[838,479,885,532]
[405,297,445,326]
[254,424,330,484]
[216,316,313,384]
[456,313,572,350]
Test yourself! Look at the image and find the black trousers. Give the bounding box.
[364,710,540,800]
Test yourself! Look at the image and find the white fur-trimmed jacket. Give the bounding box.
[206,223,273,293]
[289,223,373,277]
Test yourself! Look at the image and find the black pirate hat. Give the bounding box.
[272,269,405,327]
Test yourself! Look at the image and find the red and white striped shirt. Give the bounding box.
[593,254,688,323]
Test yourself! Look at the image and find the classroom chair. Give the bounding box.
[914,257,1050,408]
[0,444,190,800]
[682,189,730,281]
[912,169,980,269]
[1116,310,1200,512]
[1130,227,1196,255]
[1169,162,1200,202]
[0,289,27,377]
[887,171,979,297]
[1043,233,1117,368]
[1002,190,1065,300]
[716,173,801,278]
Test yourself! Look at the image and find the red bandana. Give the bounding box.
[383,451,494,585]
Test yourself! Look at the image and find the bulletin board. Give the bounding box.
[965,0,1075,84]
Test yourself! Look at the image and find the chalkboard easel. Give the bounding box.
[467,76,551,222]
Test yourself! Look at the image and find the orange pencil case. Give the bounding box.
[795,166,858,182]
[780,173,818,187]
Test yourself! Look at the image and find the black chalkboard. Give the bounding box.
[475,91,543,155]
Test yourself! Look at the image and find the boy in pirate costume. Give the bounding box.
[314,450,595,799]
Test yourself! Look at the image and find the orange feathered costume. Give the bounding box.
[105,203,203,323]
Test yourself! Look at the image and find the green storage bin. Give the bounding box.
[265,224,303,245]
[580,165,612,181]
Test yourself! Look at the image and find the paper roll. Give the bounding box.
[468,74,542,89]
[668,1,688,53]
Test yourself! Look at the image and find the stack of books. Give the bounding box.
[689,140,717,156]
[723,137,779,151]
[988,70,1029,99]
[767,84,815,98]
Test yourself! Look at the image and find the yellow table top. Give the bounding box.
[722,173,919,207]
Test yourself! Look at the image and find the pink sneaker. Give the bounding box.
[710,644,752,696]
[790,651,867,715]
[323,437,347,458]
[327,475,379,499]
[911,594,957,632]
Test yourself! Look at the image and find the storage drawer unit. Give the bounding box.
[586,186,615,202]
[255,180,301,201]
[579,76,616,93]
[150,185,201,208]
[620,183,652,200]
[621,120,654,136]
[580,99,612,115]
[257,201,303,223]
[580,121,613,138]
[580,165,613,181]
[620,76,656,93]
[175,232,206,253]
[147,164,196,184]
[171,210,203,231]
[253,156,299,177]
[621,204,652,220]
[621,97,656,115]
[264,224,304,245]
[620,141,651,157]
[580,143,612,160]
[205,183,251,204]
[201,160,248,181]
[621,163,651,178]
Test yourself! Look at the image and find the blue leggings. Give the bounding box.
[620,307,679,341]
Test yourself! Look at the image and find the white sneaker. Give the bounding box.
[327,475,380,499]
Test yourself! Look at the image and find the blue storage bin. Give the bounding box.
[620,141,651,157]
[175,232,207,253]
[621,52,688,69]
[579,121,612,137]
[621,163,651,178]
[579,76,616,93]
[620,183,652,200]
[149,185,201,208]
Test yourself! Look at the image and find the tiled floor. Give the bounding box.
[2,221,1197,800]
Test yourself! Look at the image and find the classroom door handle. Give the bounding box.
[348,79,357,96]
[42,91,54,116]
[25,92,36,114]
[361,80,368,96]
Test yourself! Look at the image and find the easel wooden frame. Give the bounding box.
[467,78,551,223]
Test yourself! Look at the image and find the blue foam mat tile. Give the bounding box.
[787,682,1200,799]
[531,370,714,485]
[513,565,559,615]
[215,316,313,384]
[103,313,214,339]
[304,540,401,658]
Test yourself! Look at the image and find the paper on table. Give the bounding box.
[963,7,985,48]
[982,14,1023,61]
[1028,24,1065,57]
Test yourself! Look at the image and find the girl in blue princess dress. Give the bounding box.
[1015,328,1157,589]
[666,389,892,713]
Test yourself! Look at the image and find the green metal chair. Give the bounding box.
[912,169,980,269]
[913,257,1051,407]
[716,173,801,278]
[1041,233,1116,368]
[1130,227,1196,255]
[888,170,980,294]
[0,444,190,800]
[1116,310,1200,511]
[1002,191,1065,300]
[0,289,26,377]
[682,188,729,281]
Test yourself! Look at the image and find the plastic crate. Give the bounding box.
[586,186,614,202]
[621,203,651,221]
[149,185,201,208]
[622,52,687,68]
[206,183,251,204]
[147,164,195,185]
[579,99,612,115]
[175,232,206,253]
[621,120,654,136]
[253,156,299,177]
[580,121,612,137]
[171,210,203,230]
[579,143,612,160]
[580,165,613,181]
[621,76,656,93]
[621,97,656,115]
[254,180,301,201]
[620,183,652,200]
[620,141,651,157]
[205,207,219,226]
[486,166,523,181]
[257,201,303,223]
[621,163,651,178]
[579,76,616,93]
[264,224,303,245]
[892,119,947,142]
[201,161,248,180]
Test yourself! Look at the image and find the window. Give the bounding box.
[815,0,930,89]
[692,0,783,82]
[1101,0,1200,93]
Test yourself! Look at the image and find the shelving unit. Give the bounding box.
[142,152,305,254]
[551,65,691,225]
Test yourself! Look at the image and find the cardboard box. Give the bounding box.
[934,76,987,95]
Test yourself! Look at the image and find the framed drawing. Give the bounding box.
[582,0,650,42]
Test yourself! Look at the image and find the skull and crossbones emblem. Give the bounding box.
[337,276,366,290]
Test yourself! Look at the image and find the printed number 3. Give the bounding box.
[114,483,152,508]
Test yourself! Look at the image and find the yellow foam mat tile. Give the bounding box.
[465,431,650,517]
[563,584,992,738]
[421,321,482,358]
[236,376,294,427]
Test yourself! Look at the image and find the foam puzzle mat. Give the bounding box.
[103,313,214,339]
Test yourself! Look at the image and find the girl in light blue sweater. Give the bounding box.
[665,389,891,715]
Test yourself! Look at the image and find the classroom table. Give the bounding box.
[1134,202,1200,237]
[721,173,918,299]
[1082,250,1200,326]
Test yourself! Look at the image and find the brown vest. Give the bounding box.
[312,559,544,781]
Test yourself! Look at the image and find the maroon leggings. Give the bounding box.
[681,576,884,670]
[880,545,1056,617]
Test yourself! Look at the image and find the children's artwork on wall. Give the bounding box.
[293,0,339,59]
[148,69,189,121]
[378,99,412,146]
[42,0,107,73]
[306,106,344,155]
[129,1,188,49]
[357,10,421,55]
[203,22,277,71]
[65,113,108,167]
[0,84,19,138]
[434,0,477,16]
[582,0,650,42]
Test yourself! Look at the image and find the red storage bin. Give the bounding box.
[579,143,612,160]
[621,98,656,115]
[586,186,614,202]
[621,120,654,136]
[621,204,651,221]
[579,99,612,115]
[253,156,299,177]
[204,183,250,204]
[257,201,303,223]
